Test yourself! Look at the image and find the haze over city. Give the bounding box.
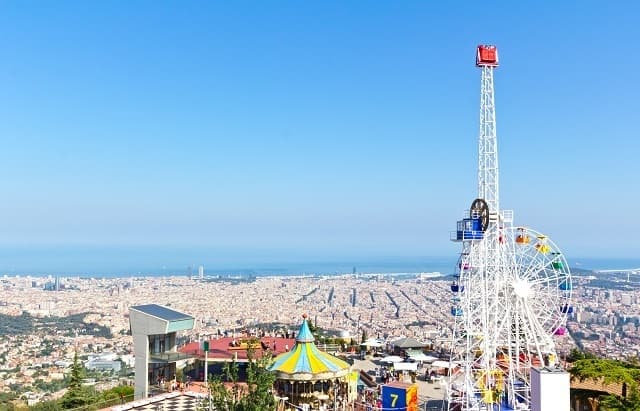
[0,2,639,274]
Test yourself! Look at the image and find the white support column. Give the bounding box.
[133,333,149,399]
[204,349,208,385]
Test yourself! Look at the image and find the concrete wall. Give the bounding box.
[133,332,149,399]
[531,367,570,411]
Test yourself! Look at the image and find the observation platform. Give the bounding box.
[129,304,195,399]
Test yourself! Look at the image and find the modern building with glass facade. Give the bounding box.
[129,304,195,399]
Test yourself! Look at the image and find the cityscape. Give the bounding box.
[1,267,640,408]
[1,2,639,411]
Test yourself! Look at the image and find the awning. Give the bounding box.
[380,355,404,363]
[431,360,457,369]
[393,362,418,371]
[407,352,438,363]
[360,339,384,348]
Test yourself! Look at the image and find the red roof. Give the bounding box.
[180,336,296,361]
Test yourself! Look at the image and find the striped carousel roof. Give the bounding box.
[269,315,350,381]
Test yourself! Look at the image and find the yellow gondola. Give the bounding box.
[535,243,551,253]
[535,235,550,253]
[477,369,504,404]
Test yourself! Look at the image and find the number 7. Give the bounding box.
[390,393,398,407]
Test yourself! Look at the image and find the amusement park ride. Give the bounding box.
[444,46,573,411]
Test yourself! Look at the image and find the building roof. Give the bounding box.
[392,337,424,349]
[180,336,296,361]
[269,315,350,381]
[130,304,193,322]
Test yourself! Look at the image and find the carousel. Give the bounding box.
[269,314,353,410]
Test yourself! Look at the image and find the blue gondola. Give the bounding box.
[456,217,484,240]
[559,281,572,291]
[451,283,465,292]
[560,305,574,314]
[451,307,463,316]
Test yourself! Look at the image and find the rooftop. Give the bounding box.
[130,304,193,322]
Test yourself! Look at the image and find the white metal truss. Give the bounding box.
[478,65,499,217]
[445,48,572,411]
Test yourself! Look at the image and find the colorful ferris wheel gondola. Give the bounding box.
[451,283,465,293]
[551,252,565,270]
[516,227,530,244]
[560,304,574,314]
[535,235,551,254]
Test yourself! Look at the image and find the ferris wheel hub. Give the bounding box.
[513,278,532,299]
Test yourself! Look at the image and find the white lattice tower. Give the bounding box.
[478,62,499,216]
[445,45,573,411]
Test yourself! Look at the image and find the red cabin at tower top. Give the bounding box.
[476,45,499,67]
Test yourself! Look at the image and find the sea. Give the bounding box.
[0,245,637,278]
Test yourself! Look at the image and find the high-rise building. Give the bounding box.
[198,265,204,279]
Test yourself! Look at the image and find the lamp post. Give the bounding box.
[203,340,209,388]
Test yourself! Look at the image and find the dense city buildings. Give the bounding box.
[1,270,639,404]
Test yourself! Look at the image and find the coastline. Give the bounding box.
[1,254,638,279]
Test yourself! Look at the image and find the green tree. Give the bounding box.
[97,386,134,408]
[0,402,17,411]
[242,346,276,411]
[567,348,596,362]
[207,338,276,411]
[29,400,61,411]
[570,358,640,386]
[571,357,640,411]
[600,386,640,411]
[60,350,95,409]
[208,359,242,411]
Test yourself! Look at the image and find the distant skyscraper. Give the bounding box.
[55,276,60,292]
[198,265,204,279]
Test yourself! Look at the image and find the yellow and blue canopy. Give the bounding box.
[269,317,350,381]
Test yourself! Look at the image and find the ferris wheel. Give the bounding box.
[444,46,573,411]
[505,226,572,336]
[448,220,573,409]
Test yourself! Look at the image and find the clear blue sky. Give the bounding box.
[0,2,638,272]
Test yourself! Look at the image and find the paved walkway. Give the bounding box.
[112,361,447,411]
[350,359,446,410]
